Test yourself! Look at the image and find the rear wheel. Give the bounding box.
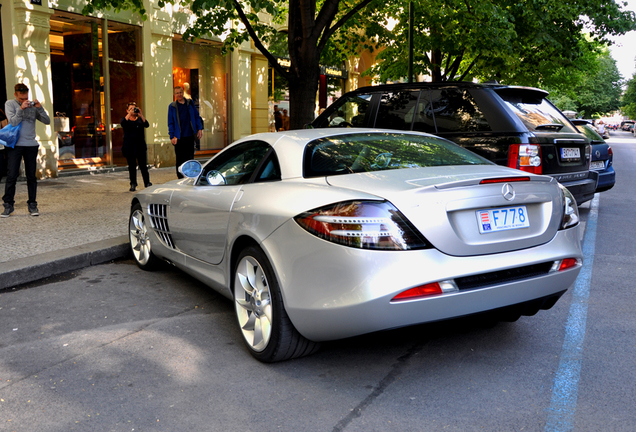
[233,246,319,362]
[129,203,160,270]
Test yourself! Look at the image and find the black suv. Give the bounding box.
[311,82,597,205]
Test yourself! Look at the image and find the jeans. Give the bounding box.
[0,149,7,182]
[2,146,39,206]
[174,136,195,179]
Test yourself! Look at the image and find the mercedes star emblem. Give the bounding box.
[502,183,515,201]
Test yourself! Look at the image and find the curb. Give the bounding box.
[0,235,130,290]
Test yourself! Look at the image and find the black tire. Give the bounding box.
[129,203,160,271]
[233,246,320,362]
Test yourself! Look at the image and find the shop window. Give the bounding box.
[173,40,227,151]
[49,12,142,168]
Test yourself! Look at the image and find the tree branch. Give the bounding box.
[230,0,290,78]
[458,53,481,81]
[318,0,375,52]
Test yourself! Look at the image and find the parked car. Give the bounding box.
[310,82,597,205]
[571,120,615,193]
[620,120,635,131]
[129,129,583,362]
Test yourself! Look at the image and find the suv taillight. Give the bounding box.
[508,144,542,174]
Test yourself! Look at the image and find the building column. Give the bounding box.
[251,54,269,134]
[144,0,175,168]
[6,0,55,178]
[230,48,253,140]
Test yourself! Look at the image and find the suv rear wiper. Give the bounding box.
[535,123,564,131]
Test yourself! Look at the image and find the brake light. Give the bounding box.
[508,144,542,174]
[551,257,581,272]
[295,200,430,250]
[480,177,531,184]
[558,258,580,271]
[392,283,442,301]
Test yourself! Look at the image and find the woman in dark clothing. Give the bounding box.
[121,102,151,191]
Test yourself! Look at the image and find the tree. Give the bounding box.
[547,43,623,118]
[621,74,636,119]
[84,0,378,129]
[361,0,636,86]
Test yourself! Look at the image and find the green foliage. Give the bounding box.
[621,74,636,119]
[547,46,623,118]
[359,0,636,84]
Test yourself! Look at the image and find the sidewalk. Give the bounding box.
[0,166,178,290]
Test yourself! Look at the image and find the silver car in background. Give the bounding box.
[128,129,583,362]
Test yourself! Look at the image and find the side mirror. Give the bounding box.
[179,160,202,178]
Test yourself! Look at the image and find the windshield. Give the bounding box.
[303,132,491,178]
[498,92,579,134]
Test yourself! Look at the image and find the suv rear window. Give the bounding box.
[497,91,578,134]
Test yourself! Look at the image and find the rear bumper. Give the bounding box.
[553,170,598,205]
[595,166,615,193]
[263,220,583,341]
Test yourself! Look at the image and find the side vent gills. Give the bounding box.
[147,204,176,249]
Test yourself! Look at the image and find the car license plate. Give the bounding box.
[561,147,580,159]
[476,206,530,234]
[591,161,605,170]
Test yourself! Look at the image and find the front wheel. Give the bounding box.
[129,203,160,270]
[233,246,319,362]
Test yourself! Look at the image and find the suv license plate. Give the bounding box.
[561,147,581,159]
[477,206,530,234]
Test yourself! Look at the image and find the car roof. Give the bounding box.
[341,81,550,99]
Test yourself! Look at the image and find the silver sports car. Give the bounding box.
[129,129,583,362]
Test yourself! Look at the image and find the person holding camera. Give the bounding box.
[121,102,151,191]
[2,83,50,217]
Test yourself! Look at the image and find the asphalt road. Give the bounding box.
[1,131,635,432]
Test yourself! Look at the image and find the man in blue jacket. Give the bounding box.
[168,86,203,178]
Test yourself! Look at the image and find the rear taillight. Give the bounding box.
[558,183,579,229]
[550,257,582,272]
[295,200,430,250]
[508,144,542,174]
[391,280,458,302]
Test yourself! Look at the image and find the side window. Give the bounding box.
[200,141,271,186]
[373,91,420,131]
[326,94,373,127]
[411,89,437,134]
[254,152,282,182]
[429,88,492,133]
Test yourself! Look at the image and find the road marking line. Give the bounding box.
[545,193,599,431]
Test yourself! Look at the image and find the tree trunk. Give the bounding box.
[288,68,320,130]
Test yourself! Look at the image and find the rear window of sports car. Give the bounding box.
[303,132,490,178]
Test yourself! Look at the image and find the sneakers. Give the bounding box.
[28,204,39,216]
[1,204,40,217]
[1,204,13,218]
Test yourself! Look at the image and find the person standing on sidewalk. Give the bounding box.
[121,102,152,191]
[2,83,50,217]
[167,86,203,179]
[0,108,8,183]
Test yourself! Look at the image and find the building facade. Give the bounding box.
[0,0,278,178]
